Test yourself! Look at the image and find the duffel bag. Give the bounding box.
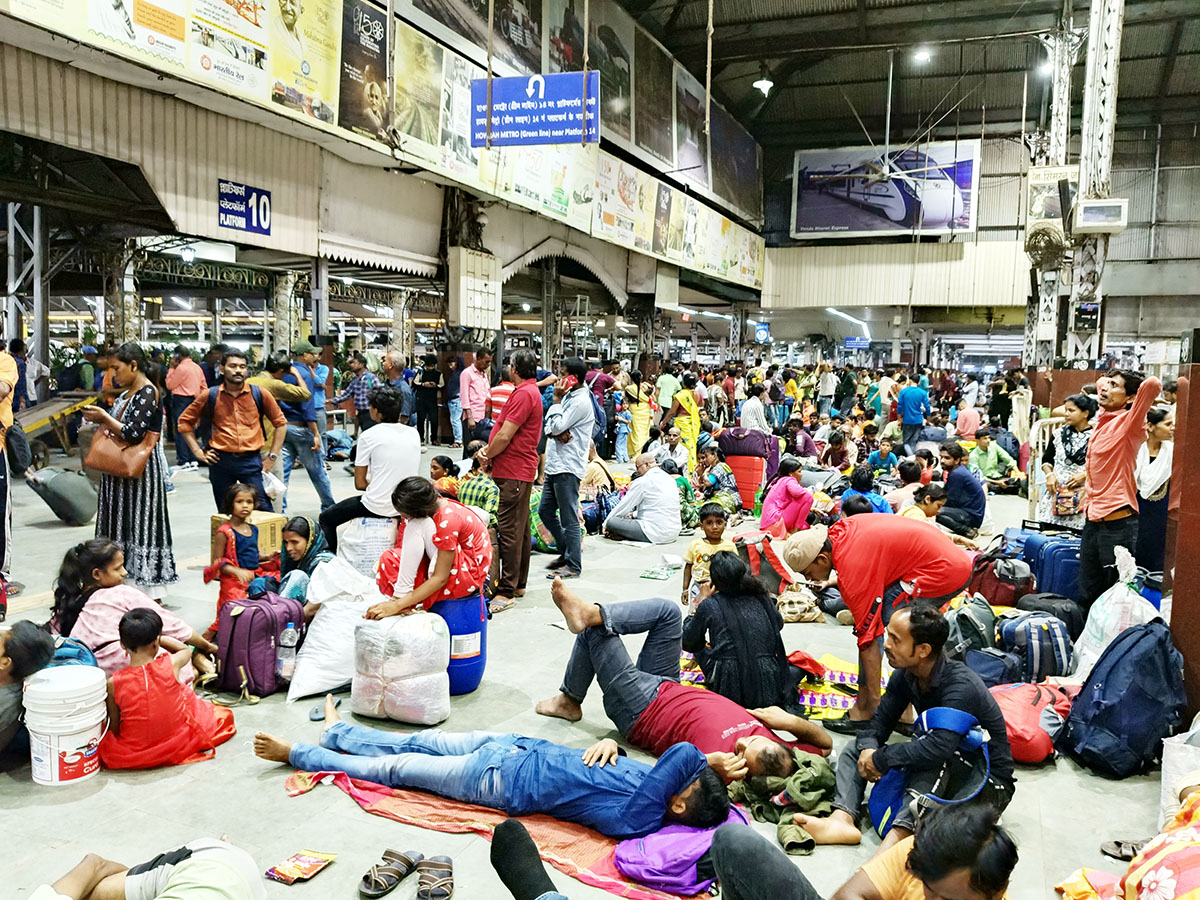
[990,682,1074,764]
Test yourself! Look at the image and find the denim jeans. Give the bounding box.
[448,398,463,443]
[901,423,923,457]
[710,823,823,900]
[817,396,833,417]
[170,394,197,465]
[289,722,514,806]
[539,473,582,573]
[560,596,680,735]
[281,424,335,513]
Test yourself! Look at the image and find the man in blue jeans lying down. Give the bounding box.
[253,695,729,840]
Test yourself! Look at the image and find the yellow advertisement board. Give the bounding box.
[269,0,341,124]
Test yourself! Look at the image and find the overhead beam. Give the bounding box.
[1156,20,1185,105]
[668,0,1196,64]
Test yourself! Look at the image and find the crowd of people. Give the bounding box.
[0,340,1182,900]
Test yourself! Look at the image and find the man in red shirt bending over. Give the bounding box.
[1079,369,1161,607]
[782,516,973,732]
[535,578,832,779]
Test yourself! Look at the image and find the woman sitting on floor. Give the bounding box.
[759,455,814,534]
[693,445,742,518]
[100,609,235,770]
[247,516,333,607]
[682,551,794,710]
[49,539,216,683]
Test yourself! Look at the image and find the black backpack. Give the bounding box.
[56,362,84,392]
[203,384,264,419]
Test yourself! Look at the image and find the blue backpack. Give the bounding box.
[869,707,991,837]
[589,390,607,444]
[49,635,98,668]
[996,612,1073,683]
[1065,621,1186,778]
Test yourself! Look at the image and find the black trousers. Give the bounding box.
[415,395,439,444]
[1079,514,1139,607]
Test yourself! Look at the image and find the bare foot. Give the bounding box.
[551,577,598,634]
[535,692,583,722]
[793,812,862,845]
[320,693,341,742]
[253,732,293,764]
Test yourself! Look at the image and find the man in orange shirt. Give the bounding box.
[177,350,287,510]
[165,346,208,468]
[1079,369,1161,607]
[0,346,17,615]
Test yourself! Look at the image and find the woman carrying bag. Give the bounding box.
[82,342,178,597]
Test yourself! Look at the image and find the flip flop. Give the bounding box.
[545,568,580,580]
[359,849,423,899]
[1100,839,1148,861]
[309,697,342,721]
[488,597,516,614]
[416,856,454,900]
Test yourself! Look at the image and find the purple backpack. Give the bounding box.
[214,591,305,698]
[614,806,749,895]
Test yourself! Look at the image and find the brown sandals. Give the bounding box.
[416,856,455,900]
[359,849,423,898]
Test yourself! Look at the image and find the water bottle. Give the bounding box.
[277,623,298,681]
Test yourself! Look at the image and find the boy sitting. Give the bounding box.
[0,621,55,754]
[100,609,236,770]
[866,438,900,478]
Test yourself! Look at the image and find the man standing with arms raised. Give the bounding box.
[179,350,287,510]
[1079,369,1161,606]
[478,350,543,613]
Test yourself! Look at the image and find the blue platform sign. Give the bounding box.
[845,336,871,349]
[754,322,771,343]
[470,71,600,148]
[218,179,271,236]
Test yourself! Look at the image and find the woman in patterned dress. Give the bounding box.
[81,342,177,598]
[1036,393,1096,530]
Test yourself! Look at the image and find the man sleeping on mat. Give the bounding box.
[254,695,730,840]
[535,578,833,779]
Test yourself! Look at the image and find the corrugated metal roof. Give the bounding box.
[1119,22,1178,58]
[1117,57,1168,99]
[1180,19,1200,54]
[677,0,856,31]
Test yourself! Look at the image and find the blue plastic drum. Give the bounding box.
[432,592,488,695]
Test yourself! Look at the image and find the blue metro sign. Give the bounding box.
[470,71,600,147]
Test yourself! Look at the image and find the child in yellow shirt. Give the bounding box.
[681,504,737,614]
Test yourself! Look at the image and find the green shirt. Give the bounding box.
[970,442,1016,479]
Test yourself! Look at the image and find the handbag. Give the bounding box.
[84,390,160,478]
[1053,486,1084,517]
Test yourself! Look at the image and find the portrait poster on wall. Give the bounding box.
[269,0,342,123]
[338,0,389,140]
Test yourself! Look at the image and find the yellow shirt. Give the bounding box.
[861,836,1012,900]
[684,537,737,585]
[0,352,18,449]
[899,504,930,520]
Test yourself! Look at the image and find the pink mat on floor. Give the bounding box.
[286,771,706,900]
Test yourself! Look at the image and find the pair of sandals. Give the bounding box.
[359,850,453,899]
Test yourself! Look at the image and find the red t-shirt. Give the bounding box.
[627,682,822,757]
[489,380,543,482]
[829,515,973,648]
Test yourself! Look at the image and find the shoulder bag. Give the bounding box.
[84,389,160,478]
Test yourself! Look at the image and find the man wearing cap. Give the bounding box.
[782,515,973,730]
[165,346,208,467]
[280,340,335,513]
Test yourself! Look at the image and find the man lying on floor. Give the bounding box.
[536,577,833,777]
[254,695,730,840]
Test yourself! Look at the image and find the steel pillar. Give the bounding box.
[270,271,298,357]
[312,258,330,337]
[5,203,47,356]
[1068,0,1125,363]
[541,259,558,367]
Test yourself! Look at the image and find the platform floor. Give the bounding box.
[4,446,1158,899]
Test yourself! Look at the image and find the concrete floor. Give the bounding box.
[4,446,1160,899]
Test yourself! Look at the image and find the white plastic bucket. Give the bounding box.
[23,666,107,786]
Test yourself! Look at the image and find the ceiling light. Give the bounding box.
[913,47,931,64]
[521,302,531,312]
[180,246,196,263]
[1038,59,1054,77]
[752,64,774,97]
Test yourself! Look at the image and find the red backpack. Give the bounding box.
[989,683,1075,764]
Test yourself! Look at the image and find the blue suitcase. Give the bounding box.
[1021,532,1057,567]
[1036,538,1081,601]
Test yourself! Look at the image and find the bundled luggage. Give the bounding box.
[1065,621,1186,778]
[967,543,1035,606]
[352,615,451,726]
[1017,593,1085,642]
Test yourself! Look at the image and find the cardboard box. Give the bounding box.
[211,510,286,558]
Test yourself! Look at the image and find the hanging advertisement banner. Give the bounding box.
[439,52,482,182]
[1026,164,1078,252]
[469,71,599,147]
[546,0,632,142]
[409,0,541,74]
[673,64,708,190]
[709,102,762,221]
[88,0,187,68]
[391,17,445,164]
[269,0,342,123]
[791,138,981,240]
[338,0,389,140]
[189,0,270,99]
[633,28,673,166]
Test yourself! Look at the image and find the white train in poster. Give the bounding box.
[811,149,963,228]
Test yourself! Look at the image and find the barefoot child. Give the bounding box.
[203,484,280,638]
[100,608,236,769]
[680,504,736,614]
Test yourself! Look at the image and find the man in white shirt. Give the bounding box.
[962,374,981,409]
[603,454,681,544]
[655,426,690,472]
[318,383,419,552]
[817,363,838,418]
[739,384,772,434]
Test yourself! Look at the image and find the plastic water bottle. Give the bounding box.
[277,623,298,681]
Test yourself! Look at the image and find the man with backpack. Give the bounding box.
[178,350,287,510]
[794,603,1014,858]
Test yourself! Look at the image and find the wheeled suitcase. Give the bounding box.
[25,467,98,525]
[1036,538,1082,601]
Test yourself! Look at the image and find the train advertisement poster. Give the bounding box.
[709,101,762,221]
[673,64,708,190]
[338,0,389,140]
[88,0,187,68]
[791,139,980,240]
[391,17,445,165]
[410,0,541,74]
[189,0,270,98]
[269,0,342,123]
[546,0,633,142]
